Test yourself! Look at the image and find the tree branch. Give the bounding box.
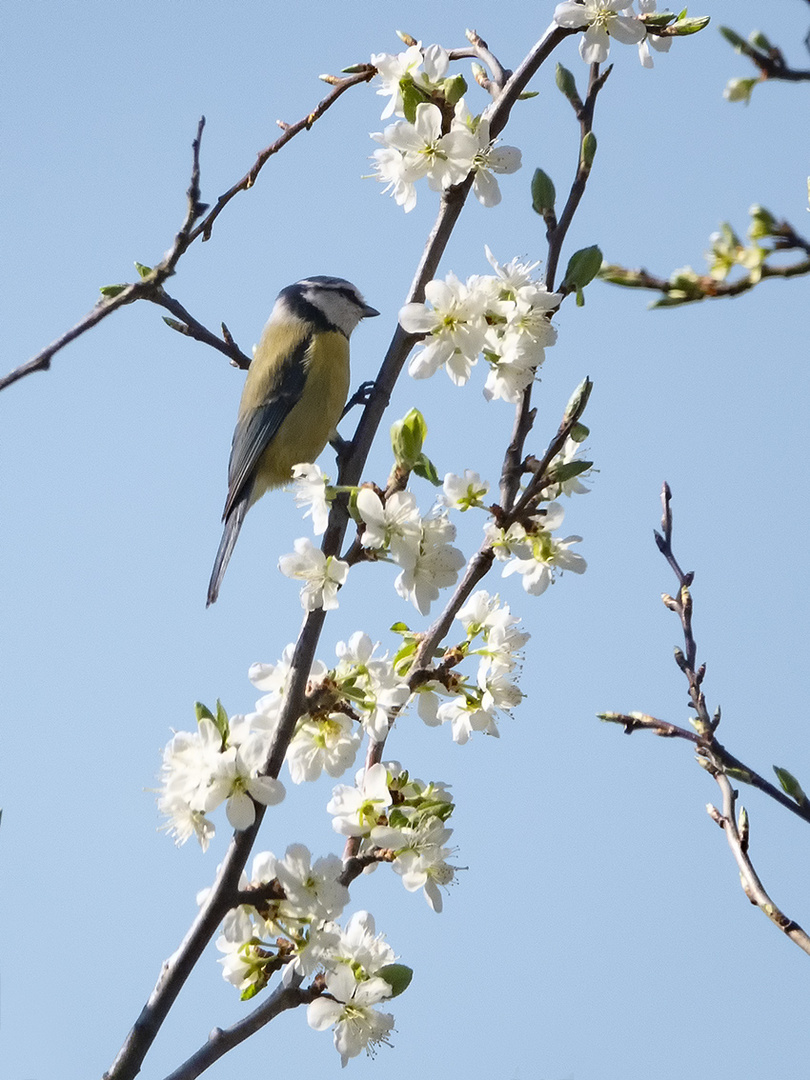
[104,24,576,1080]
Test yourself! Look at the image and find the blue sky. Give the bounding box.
[3,3,809,1078]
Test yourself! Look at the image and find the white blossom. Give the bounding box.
[331,910,396,976]
[279,537,349,611]
[371,44,424,118]
[370,143,418,212]
[335,632,411,742]
[371,819,456,912]
[452,100,522,207]
[274,844,349,921]
[292,462,331,535]
[499,503,587,595]
[327,762,393,837]
[399,273,487,382]
[554,0,647,64]
[436,695,501,744]
[286,712,362,784]
[394,512,466,615]
[442,470,490,511]
[202,734,286,830]
[356,488,421,567]
[307,965,395,1067]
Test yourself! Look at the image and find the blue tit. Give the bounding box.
[206,276,379,606]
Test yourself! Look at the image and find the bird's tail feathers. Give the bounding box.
[206,498,250,606]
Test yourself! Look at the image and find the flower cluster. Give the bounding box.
[208,844,401,1065]
[329,762,457,912]
[399,248,562,402]
[251,634,411,784]
[415,590,529,744]
[356,487,466,615]
[554,0,671,67]
[486,502,587,596]
[158,706,286,851]
[370,42,521,211]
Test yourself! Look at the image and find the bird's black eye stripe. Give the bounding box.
[278,285,334,331]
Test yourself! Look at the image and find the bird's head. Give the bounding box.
[278,276,380,337]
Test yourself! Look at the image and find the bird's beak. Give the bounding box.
[361,304,380,319]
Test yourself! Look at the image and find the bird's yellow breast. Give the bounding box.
[244,325,350,503]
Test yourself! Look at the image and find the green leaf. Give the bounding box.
[99,283,128,297]
[387,807,411,829]
[670,14,710,35]
[215,699,230,742]
[517,90,540,100]
[195,701,216,723]
[773,766,809,807]
[570,422,589,442]
[547,460,593,483]
[748,204,776,239]
[134,262,153,278]
[441,74,468,107]
[561,245,604,293]
[531,168,556,216]
[377,963,414,998]
[399,79,424,124]
[413,452,441,486]
[641,11,676,27]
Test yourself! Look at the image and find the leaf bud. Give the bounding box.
[555,62,580,105]
[531,168,556,216]
[580,131,597,170]
[563,376,593,423]
[748,30,772,51]
[390,408,428,472]
[718,26,747,51]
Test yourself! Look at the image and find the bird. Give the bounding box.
[206,275,379,606]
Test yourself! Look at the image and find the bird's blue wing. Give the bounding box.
[222,334,311,519]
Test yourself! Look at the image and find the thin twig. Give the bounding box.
[151,292,252,369]
[499,56,605,512]
[598,710,810,826]
[709,771,810,956]
[722,26,810,83]
[189,69,375,244]
[1,118,209,394]
[599,253,810,307]
[161,980,317,1080]
[545,62,612,290]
